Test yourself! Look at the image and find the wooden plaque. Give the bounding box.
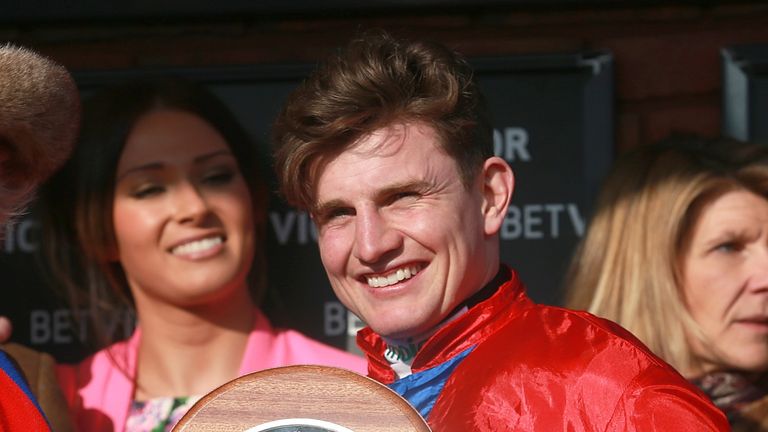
[173,365,431,432]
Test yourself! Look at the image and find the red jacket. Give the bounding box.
[358,268,729,431]
[0,350,50,431]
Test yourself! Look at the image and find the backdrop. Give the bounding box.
[0,50,614,362]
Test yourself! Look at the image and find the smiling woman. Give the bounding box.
[35,77,366,432]
[112,109,255,312]
[565,135,768,431]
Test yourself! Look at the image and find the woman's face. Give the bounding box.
[112,109,254,308]
[680,188,768,375]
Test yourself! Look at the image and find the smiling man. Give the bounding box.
[272,32,729,430]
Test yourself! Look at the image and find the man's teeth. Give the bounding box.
[171,237,223,255]
[366,265,422,288]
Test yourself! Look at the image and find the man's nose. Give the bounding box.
[353,207,401,264]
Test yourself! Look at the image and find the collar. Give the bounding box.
[381,267,511,379]
[447,266,510,316]
[358,265,531,383]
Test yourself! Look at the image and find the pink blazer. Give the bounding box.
[56,310,367,432]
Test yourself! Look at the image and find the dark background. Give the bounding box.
[1,0,767,362]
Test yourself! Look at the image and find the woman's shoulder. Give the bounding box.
[55,333,137,397]
[271,328,367,374]
[278,328,364,364]
[244,315,366,374]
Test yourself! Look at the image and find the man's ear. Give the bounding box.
[479,156,514,236]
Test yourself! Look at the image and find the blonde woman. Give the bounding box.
[566,135,768,431]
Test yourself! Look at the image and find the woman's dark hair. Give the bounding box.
[38,76,268,350]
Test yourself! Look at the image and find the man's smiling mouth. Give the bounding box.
[366,264,423,288]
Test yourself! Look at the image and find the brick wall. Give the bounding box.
[3,2,768,152]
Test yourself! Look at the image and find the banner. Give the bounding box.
[722,43,768,145]
[0,51,614,361]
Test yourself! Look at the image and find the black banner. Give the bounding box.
[722,43,768,145]
[0,50,613,361]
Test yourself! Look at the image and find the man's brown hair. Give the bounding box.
[272,31,492,212]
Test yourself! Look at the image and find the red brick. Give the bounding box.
[642,103,720,144]
[600,28,768,101]
[617,113,641,152]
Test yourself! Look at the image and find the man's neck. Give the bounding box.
[446,266,509,318]
[383,266,509,378]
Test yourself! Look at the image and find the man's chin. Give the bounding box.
[370,317,436,341]
[368,321,415,340]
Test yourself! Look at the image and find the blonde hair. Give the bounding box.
[566,136,768,374]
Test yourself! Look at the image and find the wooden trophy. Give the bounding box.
[173,365,431,432]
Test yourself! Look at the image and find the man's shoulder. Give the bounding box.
[476,303,672,375]
[427,304,729,430]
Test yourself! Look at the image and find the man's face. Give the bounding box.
[312,122,496,339]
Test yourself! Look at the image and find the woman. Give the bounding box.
[37,77,366,432]
[566,135,768,431]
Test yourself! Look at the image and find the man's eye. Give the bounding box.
[328,208,354,219]
[393,191,419,202]
[318,208,354,225]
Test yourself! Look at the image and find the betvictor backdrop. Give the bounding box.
[0,50,613,362]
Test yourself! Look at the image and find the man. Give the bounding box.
[0,43,79,431]
[272,32,729,430]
